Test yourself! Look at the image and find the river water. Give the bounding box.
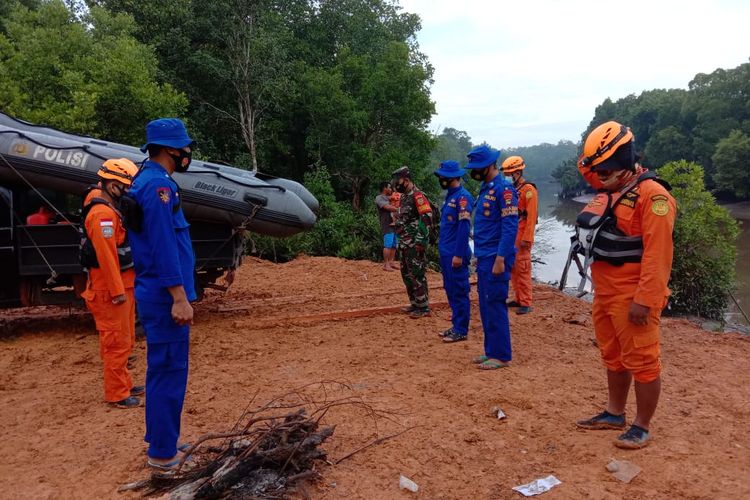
[529,180,750,327]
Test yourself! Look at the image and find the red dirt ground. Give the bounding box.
[1,256,748,499]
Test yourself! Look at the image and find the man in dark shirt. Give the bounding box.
[375,181,399,271]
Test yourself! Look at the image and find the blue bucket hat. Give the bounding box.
[434,160,465,178]
[465,145,500,169]
[140,118,195,153]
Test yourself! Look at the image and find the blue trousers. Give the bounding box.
[137,301,190,459]
[476,256,512,361]
[440,255,470,335]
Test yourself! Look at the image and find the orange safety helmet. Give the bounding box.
[579,121,634,170]
[98,158,138,186]
[501,155,526,174]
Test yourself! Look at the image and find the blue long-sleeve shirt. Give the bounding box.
[472,176,519,260]
[438,185,474,260]
[128,161,197,306]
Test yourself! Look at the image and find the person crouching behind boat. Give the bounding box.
[127,118,197,471]
[80,158,143,409]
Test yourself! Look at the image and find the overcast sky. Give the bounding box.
[399,0,750,148]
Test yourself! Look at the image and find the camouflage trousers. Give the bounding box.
[399,245,429,309]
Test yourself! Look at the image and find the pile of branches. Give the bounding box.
[123,382,403,499]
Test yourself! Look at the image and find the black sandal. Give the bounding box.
[442,331,467,343]
[437,328,454,338]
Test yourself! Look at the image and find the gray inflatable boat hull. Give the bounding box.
[0,113,317,237]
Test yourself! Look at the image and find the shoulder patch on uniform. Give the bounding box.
[414,192,431,215]
[651,198,670,216]
[102,226,114,238]
[503,189,514,205]
[459,197,468,208]
[651,194,668,202]
[157,187,171,204]
[525,190,533,199]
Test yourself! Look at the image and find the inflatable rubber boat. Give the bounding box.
[0,112,317,237]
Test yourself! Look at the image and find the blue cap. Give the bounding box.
[434,160,465,178]
[140,118,194,153]
[465,145,500,169]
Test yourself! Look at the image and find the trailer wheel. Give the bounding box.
[19,277,42,307]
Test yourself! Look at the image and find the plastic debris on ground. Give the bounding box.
[512,475,562,496]
[606,459,642,483]
[399,474,419,492]
[490,405,507,420]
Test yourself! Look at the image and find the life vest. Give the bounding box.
[572,171,670,266]
[79,187,134,272]
[516,181,537,222]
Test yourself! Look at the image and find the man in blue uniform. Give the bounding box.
[434,160,474,343]
[127,118,196,470]
[464,145,519,369]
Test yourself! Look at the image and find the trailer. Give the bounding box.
[0,113,318,307]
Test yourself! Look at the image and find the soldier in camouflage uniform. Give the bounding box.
[392,166,434,319]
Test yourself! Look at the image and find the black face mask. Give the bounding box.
[106,182,126,201]
[170,149,193,173]
[438,177,452,190]
[394,180,408,193]
[470,168,487,182]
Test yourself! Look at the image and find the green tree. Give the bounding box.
[644,125,693,168]
[251,166,382,261]
[551,157,587,198]
[584,60,750,196]
[712,130,750,198]
[303,40,434,208]
[658,160,739,319]
[684,63,750,177]
[94,0,435,208]
[502,140,578,182]
[0,0,186,144]
[430,127,473,166]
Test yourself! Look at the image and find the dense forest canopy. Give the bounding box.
[555,60,750,199]
[1,0,437,210]
[4,1,746,205]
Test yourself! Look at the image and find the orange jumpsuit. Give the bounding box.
[579,166,676,383]
[80,189,136,402]
[511,181,538,307]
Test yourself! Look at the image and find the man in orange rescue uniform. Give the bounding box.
[502,156,538,315]
[574,121,676,449]
[81,158,143,409]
